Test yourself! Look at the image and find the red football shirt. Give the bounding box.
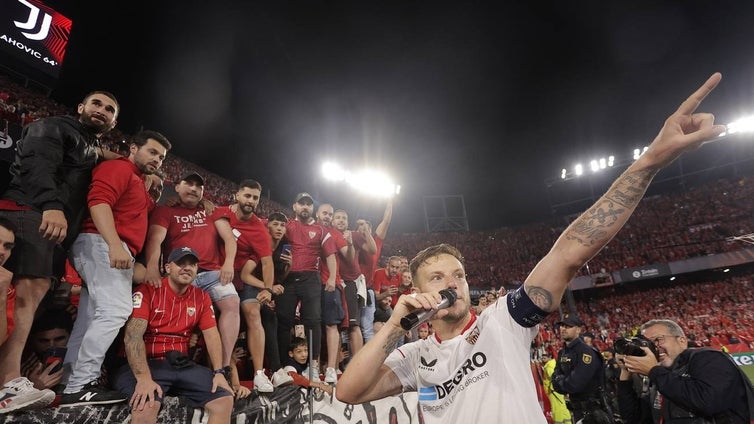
[214,207,273,284]
[131,280,216,359]
[80,157,152,255]
[359,235,383,289]
[149,205,226,271]
[285,219,337,272]
[339,231,365,282]
[320,227,346,285]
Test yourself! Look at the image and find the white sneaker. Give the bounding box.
[253,370,274,393]
[303,365,322,383]
[324,367,338,384]
[0,377,56,413]
[271,369,293,387]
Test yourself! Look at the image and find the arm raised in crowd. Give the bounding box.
[523,73,726,313]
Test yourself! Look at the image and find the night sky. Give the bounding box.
[35,1,754,232]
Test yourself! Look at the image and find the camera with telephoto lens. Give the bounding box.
[613,335,660,360]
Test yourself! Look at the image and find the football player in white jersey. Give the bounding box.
[337,72,727,423]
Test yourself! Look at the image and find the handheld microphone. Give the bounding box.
[400,289,457,331]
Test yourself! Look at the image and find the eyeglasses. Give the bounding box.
[649,335,680,346]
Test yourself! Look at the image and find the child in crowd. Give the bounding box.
[282,337,332,394]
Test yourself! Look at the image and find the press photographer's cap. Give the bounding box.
[556,315,583,328]
[294,192,314,204]
[167,246,199,264]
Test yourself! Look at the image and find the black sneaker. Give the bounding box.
[59,382,127,407]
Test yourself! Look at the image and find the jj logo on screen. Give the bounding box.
[13,0,52,41]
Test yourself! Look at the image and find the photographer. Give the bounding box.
[552,315,613,424]
[617,319,751,423]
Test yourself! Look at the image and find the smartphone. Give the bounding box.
[281,243,291,254]
[41,347,67,374]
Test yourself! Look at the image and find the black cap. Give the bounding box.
[180,172,205,186]
[167,246,199,264]
[583,332,596,339]
[294,192,314,204]
[267,211,288,223]
[556,315,583,328]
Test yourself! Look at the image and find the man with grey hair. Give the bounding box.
[618,319,751,423]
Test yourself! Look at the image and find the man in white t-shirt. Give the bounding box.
[336,73,727,423]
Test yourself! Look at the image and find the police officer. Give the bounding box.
[552,315,613,424]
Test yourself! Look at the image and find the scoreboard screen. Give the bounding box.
[0,0,72,78]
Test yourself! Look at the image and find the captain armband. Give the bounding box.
[506,286,548,328]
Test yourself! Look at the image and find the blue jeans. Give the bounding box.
[64,233,133,392]
[192,270,238,302]
[360,289,376,342]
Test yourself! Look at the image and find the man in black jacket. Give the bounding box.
[0,91,119,413]
[619,319,751,423]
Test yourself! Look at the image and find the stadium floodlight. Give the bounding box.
[669,276,676,281]
[599,157,607,169]
[722,115,754,137]
[561,168,567,179]
[608,155,615,167]
[574,163,583,176]
[346,169,398,198]
[321,162,347,182]
[633,148,641,160]
[590,160,599,173]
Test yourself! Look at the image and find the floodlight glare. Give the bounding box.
[599,157,606,169]
[346,169,397,198]
[608,155,615,167]
[633,148,641,160]
[590,160,599,173]
[321,162,346,181]
[574,163,583,176]
[726,116,754,135]
[561,168,567,179]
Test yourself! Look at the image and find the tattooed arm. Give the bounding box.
[335,319,405,404]
[524,73,726,312]
[124,317,164,410]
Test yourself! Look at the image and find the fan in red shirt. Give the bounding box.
[275,192,337,381]
[356,197,393,343]
[142,172,240,376]
[213,180,276,393]
[114,247,233,424]
[373,256,403,308]
[62,130,171,407]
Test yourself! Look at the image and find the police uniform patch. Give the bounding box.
[582,353,592,364]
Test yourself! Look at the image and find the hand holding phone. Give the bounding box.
[41,347,67,374]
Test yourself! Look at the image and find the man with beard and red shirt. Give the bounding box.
[275,193,336,382]
[143,172,239,378]
[373,256,402,308]
[315,203,351,384]
[332,209,375,368]
[62,130,171,406]
[214,179,275,392]
[115,247,233,424]
[357,197,393,343]
[0,91,120,412]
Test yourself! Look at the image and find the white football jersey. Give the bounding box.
[385,294,546,424]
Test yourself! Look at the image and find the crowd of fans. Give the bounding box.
[534,273,754,360]
[2,75,754,421]
[381,177,754,287]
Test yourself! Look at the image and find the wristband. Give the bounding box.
[213,368,225,375]
[262,288,273,294]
